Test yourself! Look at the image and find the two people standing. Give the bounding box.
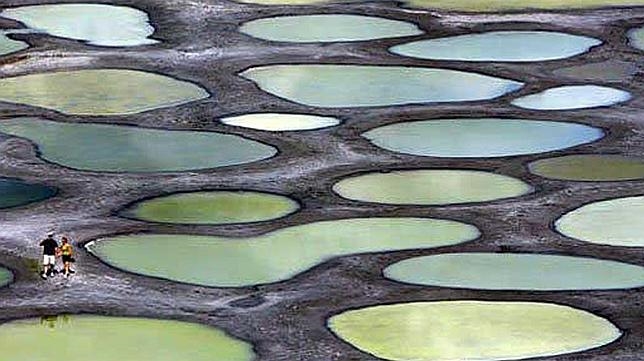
[39,231,75,279]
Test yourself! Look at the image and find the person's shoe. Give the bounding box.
[68,270,75,274]
[40,273,47,280]
[63,273,68,279]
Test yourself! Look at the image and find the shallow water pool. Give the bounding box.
[87,217,479,287]
[0,266,12,287]
[628,26,644,51]
[556,195,644,247]
[0,32,28,56]
[0,315,254,361]
[124,191,299,224]
[240,64,523,108]
[385,253,644,290]
[0,118,276,172]
[328,301,621,361]
[221,113,340,131]
[390,31,601,62]
[512,85,631,110]
[0,69,209,115]
[363,118,603,158]
[529,154,644,181]
[1,4,158,47]
[0,177,55,209]
[333,169,532,205]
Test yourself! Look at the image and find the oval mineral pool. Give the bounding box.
[0,177,55,209]
[363,118,603,158]
[123,191,299,224]
[556,195,644,247]
[0,69,209,115]
[0,118,276,172]
[390,31,601,62]
[1,4,158,47]
[0,266,12,287]
[240,65,523,108]
[87,217,479,287]
[0,32,28,56]
[529,154,644,181]
[511,85,631,110]
[0,315,254,361]
[385,253,644,290]
[628,27,644,51]
[240,14,422,43]
[333,169,532,205]
[328,301,621,361]
[221,113,340,131]
[233,0,644,11]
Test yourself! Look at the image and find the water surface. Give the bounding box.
[124,191,299,224]
[0,118,276,172]
[329,301,621,361]
[385,253,644,290]
[0,69,209,115]
[363,118,603,158]
[1,4,158,46]
[240,65,523,108]
[87,217,479,287]
[0,177,55,208]
[240,14,422,42]
[0,266,11,287]
[0,32,28,56]
[529,154,644,181]
[628,27,644,51]
[0,315,254,361]
[333,169,532,205]
[222,113,340,131]
[553,61,639,82]
[512,85,631,110]
[390,31,601,62]
[556,195,644,247]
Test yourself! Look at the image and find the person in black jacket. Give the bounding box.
[39,231,58,279]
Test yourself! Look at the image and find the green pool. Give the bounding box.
[363,118,603,158]
[529,154,644,181]
[87,217,479,287]
[384,253,644,290]
[329,301,621,361]
[556,195,644,247]
[0,315,254,361]
[240,14,422,42]
[0,69,209,115]
[0,32,28,56]
[221,113,340,131]
[0,177,55,209]
[0,118,276,172]
[1,4,158,47]
[123,191,299,224]
[240,65,523,108]
[628,27,644,51]
[0,266,12,287]
[390,31,601,62]
[333,169,532,205]
[512,85,631,110]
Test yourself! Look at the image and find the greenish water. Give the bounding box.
[240,65,523,108]
[232,0,644,11]
[0,177,55,209]
[628,27,644,51]
[0,266,12,287]
[0,315,254,361]
[512,85,631,110]
[0,69,209,115]
[333,169,532,205]
[0,118,276,172]
[1,4,158,47]
[0,32,28,56]
[556,195,644,247]
[240,14,422,42]
[124,191,299,224]
[529,154,644,181]
[221,113,340,131]
[328,301,621,361]
[390,31,601,62]
[385,253,644,290]
[87,217,479,287]
[363,118,603,158]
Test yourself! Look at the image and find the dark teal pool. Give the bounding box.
[0,178,55,209]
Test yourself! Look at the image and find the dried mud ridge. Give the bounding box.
[0,0,643,360]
